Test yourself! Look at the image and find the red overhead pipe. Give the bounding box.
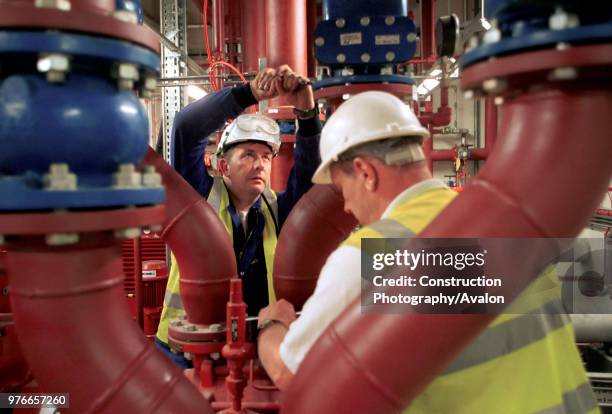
[7,236,211,413]
[274,185,357,310]
[283,87,612,412]
[144,149,235,325]
[240,0,266,73]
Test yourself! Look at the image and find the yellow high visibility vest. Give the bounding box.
[343,181,598,414]
[156,177,278,344]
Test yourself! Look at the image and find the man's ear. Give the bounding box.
[352,157,378,192]
[218,157,230,177]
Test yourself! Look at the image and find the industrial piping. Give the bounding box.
[144,149,235,325]
[8,236,211,413]
[273,185,357,309]
[282,50,612,414]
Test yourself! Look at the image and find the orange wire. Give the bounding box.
[203,0,248,91]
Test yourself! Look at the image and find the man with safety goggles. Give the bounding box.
[155,65,321,368]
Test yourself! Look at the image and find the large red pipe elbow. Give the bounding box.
[283,88,612,412]
[144,149,236,325]
[7,238,211,413]
[274,185,357,310]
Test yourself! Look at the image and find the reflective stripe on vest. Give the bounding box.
[535,382,600,414]
[339,184,595,414]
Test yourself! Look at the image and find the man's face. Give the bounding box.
[330,163,373,226]
[221,142,273,199]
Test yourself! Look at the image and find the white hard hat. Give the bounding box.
[217,113,281,157]
[312,91,429,184]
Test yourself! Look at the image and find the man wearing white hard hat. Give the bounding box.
[156,65,321,368]
[256,91,595,414]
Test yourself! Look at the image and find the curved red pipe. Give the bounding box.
[274,185,357,310]
[283,87,612,412]
[7,236,211,413]
[144,149,236,325]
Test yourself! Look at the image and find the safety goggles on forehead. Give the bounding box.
[235,114,280,136]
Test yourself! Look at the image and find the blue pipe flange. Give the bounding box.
[461,1,612,69]
[0,28,162,210]
[313,74,415,90]
[315,15,417,68]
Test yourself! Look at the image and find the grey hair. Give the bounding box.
[334,136,425,173]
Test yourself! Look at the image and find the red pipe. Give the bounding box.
[420,0,436,61]
[227,0,241,67]
[282,86,612,412]
[418,82,451,127]
[212,0,226,62]
[274,185,357,310]
[265,0,307,106]
[144,149,235,325]
[7,236,211,413]
[271,135,295,192]
[240,0,266,73]
[429,148,489,161]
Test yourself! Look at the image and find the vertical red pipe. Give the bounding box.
[484,97,497,151]
[240,0,266,74]
[227,0,241,67]
[264,0,308,191]
[212,0,226,61]
[420,0,436,60]
[265,0,307,106]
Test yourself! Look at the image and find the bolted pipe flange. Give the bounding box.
[37,53,71,84]
[112,63,140,90]
[35,0,71,11]
[43,163,77,191]
[113,164,142,189]
[46,233,79,246]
